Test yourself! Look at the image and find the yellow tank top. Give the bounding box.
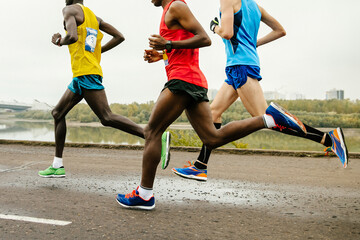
[68,4,103,78]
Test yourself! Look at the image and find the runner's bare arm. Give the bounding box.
[256,5,286,47]
[149,1,211,50]
[52,7,79,47]
[214,0,234,39]
[144,49,163,63]
[97,17,125,53]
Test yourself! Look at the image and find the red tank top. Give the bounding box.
[160,0,208,89]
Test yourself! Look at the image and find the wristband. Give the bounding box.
[210,17,219,33]
[56,38,62,46]
[165,40,172,53]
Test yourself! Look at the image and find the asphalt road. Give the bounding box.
[0,144,359,239]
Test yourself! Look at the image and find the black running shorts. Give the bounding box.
[163,79,209,103]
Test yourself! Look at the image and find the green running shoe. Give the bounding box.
[161,131,171,169]
[38,166,66,178]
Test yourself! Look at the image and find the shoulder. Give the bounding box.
[168,0,190,15]
[256,4,264,14]
[220,0,235,9]
[62,5,81,17]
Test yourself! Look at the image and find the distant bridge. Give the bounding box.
[0,102,32,111]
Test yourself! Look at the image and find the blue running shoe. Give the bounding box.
[328,128,348,168]
[172,161,207,181]
[265,102,307,134]
[116,188,155,210]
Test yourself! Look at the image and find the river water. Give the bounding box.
[0,119,359,152]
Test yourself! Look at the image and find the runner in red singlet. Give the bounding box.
[116,0,307,210]
[158,1,208,88]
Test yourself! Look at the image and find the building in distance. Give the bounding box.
[326,89,344,100]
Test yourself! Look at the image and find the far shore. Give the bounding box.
[1,114,358,132]
[0,114,194,130]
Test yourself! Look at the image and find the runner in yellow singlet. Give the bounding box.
[38,0,171,178]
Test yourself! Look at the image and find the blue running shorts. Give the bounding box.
[68,75,104,96]
[225,65,262,90]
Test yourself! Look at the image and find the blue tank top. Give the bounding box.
[221,0,261,67]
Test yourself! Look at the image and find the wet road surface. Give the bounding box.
[0,144,359,239]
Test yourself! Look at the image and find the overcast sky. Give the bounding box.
[0,0,359,105]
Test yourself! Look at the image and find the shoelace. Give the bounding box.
[273,124,287,131]
[183,161,193,168]
[324,147,332,156]
[125,189,138,199]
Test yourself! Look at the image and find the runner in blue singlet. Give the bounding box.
[172,0,349,181]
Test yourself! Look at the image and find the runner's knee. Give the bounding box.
[144,125,155,140]
[202,137,218,150]
[144,124,162,141]
[97,110,115,126]
[51,108,62,121]
[99,113,112,127]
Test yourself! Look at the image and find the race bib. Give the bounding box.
[163,50,169,66]
[85,28,98,52]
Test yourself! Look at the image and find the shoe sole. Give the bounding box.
[172,168,207,181]
[38,174,66,178]
[161,132,171,170]
[336,127,348,168]
[115,198,155,210]
[270,102,307,134]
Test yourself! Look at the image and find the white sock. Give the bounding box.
[263,114,276,128]
[138,186,153,200]
[52,157,63,168]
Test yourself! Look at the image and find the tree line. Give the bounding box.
[15,99,360,128]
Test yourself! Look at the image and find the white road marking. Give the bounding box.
[0,214,71,226]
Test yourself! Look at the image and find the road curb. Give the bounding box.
[1,139,359,159]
